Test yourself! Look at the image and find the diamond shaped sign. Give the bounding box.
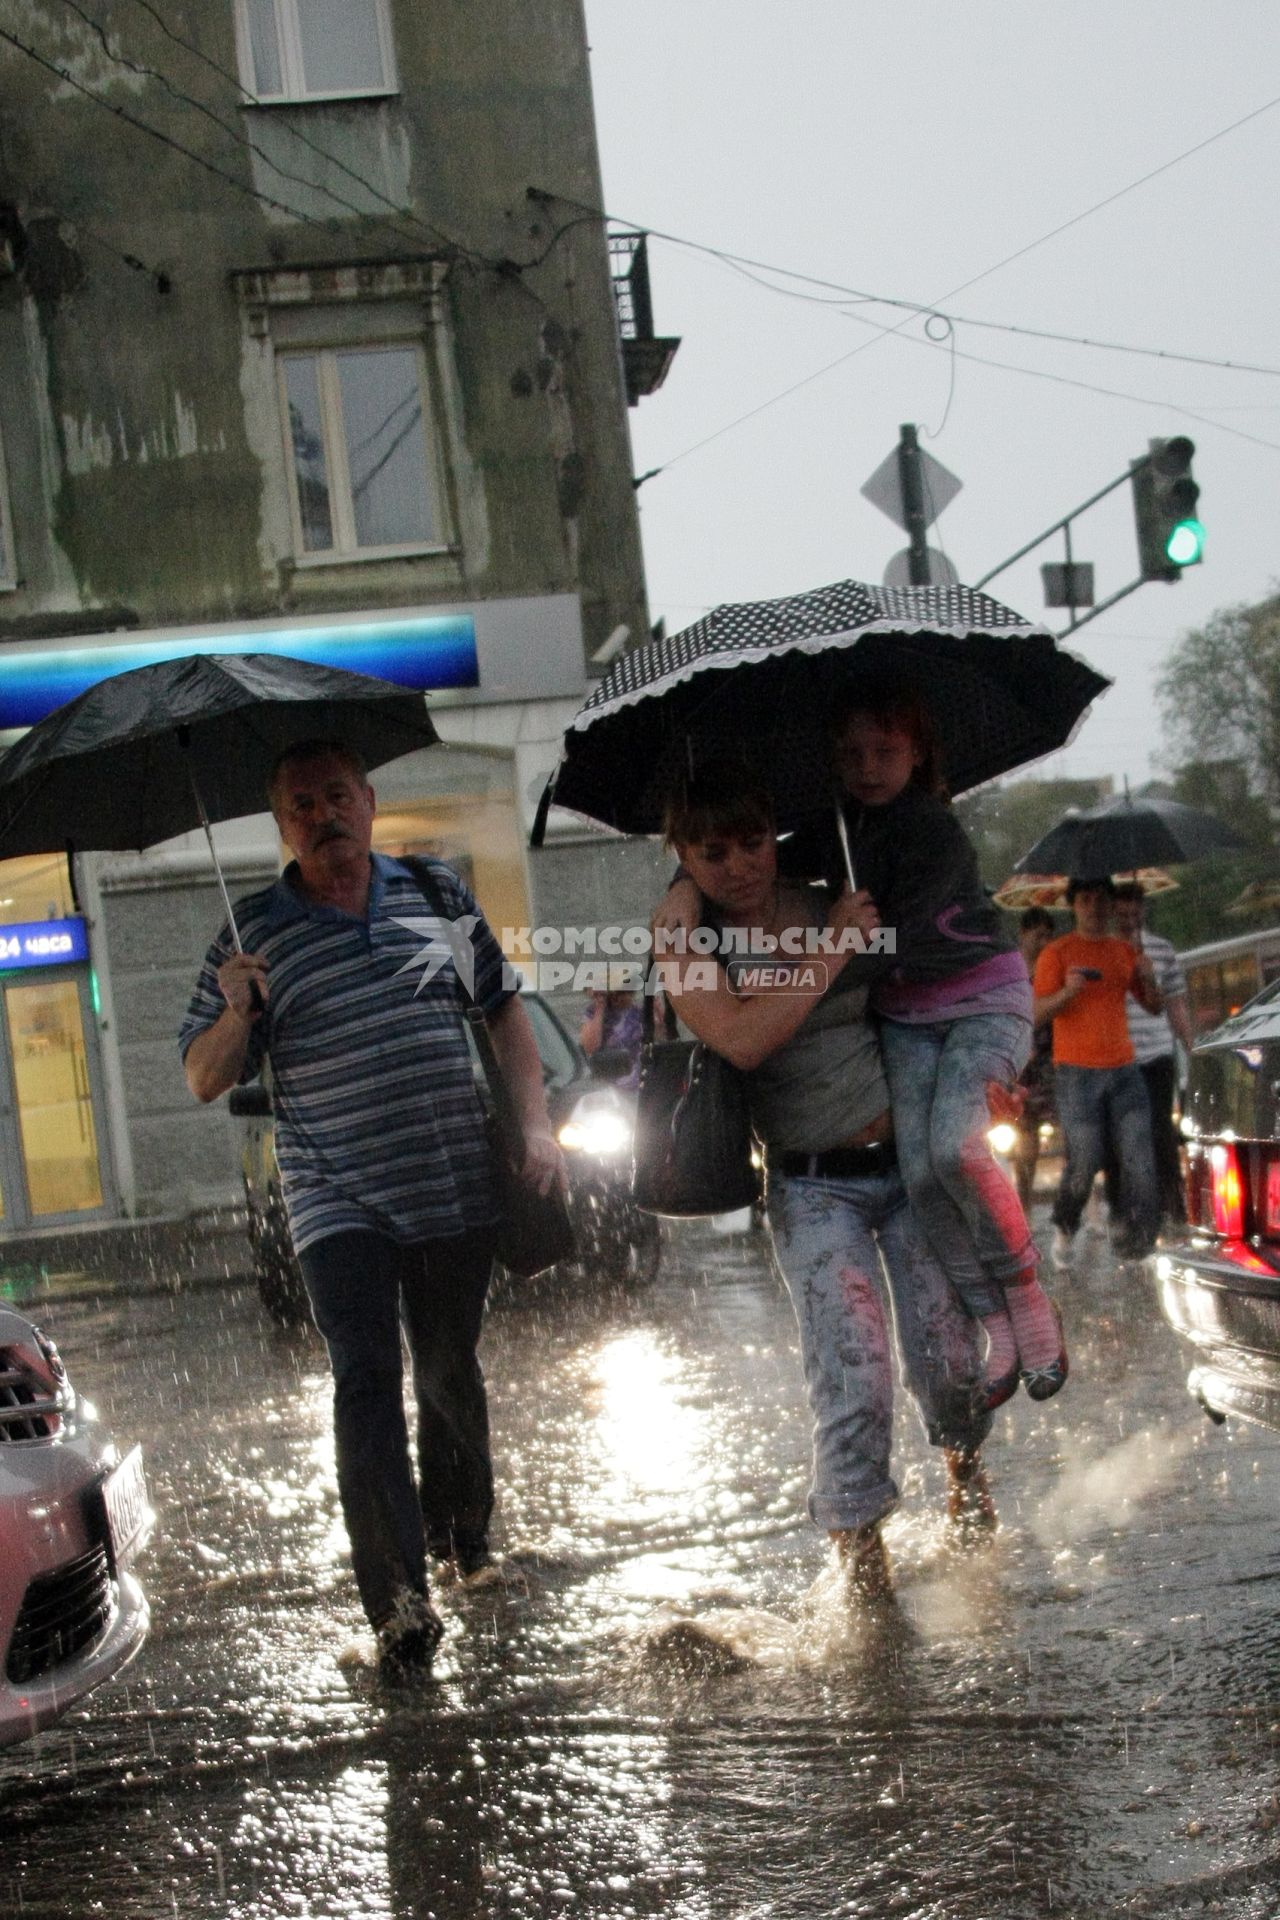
[861,444,962,531]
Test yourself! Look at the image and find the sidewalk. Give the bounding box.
[0,1207,255,1308]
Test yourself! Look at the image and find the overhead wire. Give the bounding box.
[533,78,1280,480]
[0,24,364,245]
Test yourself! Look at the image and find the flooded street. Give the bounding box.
[4,1212,1280,1920]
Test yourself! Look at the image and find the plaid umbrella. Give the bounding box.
[534,580,1109,841]
[992,868,1178,911]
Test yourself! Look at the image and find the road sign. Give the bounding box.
[861,443,962,530]
[884,546,959,588]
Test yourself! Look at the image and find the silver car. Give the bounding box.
[0,1307,151,1748]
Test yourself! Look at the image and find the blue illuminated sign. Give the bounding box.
[0,918,90,970]
[0,614,480,730]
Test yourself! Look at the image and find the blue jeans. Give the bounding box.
[1052,1063,1160,1247]
[299,1227,496,1628]
[879,1013,1036,1320]
[766,1166,991,1532]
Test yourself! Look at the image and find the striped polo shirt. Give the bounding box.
[179,853,515,1253]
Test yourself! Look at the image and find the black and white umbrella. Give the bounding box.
[534,580,1109,845]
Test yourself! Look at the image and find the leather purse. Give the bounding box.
[631,987,761,1217]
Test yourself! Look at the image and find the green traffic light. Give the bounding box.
[1165,517,1205,567]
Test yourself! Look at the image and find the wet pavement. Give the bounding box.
[3,1208,1280,1920]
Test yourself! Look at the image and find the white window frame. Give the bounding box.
[0,425,15,592]
[277,340,452,566]
[235,0,398,106]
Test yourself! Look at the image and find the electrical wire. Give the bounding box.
[841,305,1280,456]
[0,24,357,243]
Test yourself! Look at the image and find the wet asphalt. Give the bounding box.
[2,1202,1280,1920]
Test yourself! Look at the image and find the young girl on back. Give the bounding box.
[824,672,1067,1408]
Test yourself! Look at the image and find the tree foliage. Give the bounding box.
[1156,590,1280,811]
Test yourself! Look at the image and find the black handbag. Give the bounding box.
[403,859,575,1278]
[631,987,761,1217]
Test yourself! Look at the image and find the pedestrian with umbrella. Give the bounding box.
[1032,877,1164,1267]
[180,733,563,1676]
[0,649,564,1678]
[540,581,1103,1509]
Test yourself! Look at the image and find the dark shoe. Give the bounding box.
[944,1448,998,1541]
[456,1543,504,1588]
[375,1588,444,1677]
[1112,1235,1155,1263]
[831,1523,893,1603]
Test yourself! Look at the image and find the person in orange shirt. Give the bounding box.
[1032,876,1164,1267]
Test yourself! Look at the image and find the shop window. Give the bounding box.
[280,343,448,563]
[237,0,396,103]
[0,854,76,926]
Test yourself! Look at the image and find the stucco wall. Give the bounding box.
[0,0,646,659]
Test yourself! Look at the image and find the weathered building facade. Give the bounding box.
[0,0,674,1225]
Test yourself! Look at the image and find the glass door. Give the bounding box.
[0,969,111,1224]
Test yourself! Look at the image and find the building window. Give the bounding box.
[279,343,447,561]
[0,427,14,591]
[237,0,396,103]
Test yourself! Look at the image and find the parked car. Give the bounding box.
[1157,975,1280,1430]
[0,1308,151,1748]
[230,990,660,1325]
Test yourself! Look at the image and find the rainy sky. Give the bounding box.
[581,2,1280,790]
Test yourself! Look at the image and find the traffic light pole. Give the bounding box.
[973,453,1157,639]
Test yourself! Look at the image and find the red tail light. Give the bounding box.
[1264,1156,1280,1238]
[1210,1143,1245,1238]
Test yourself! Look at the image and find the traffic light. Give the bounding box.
[1131,436,1204,581]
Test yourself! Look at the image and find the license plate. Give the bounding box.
[99,1446,148,1570]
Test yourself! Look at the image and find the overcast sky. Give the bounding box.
[581,2,1280,792]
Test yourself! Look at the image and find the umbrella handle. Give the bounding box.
[176,727,262,1010]
[834,803,857,891]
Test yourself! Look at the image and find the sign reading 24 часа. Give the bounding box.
[0,918,90,970]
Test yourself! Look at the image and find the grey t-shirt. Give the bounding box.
[731,888,890,1151]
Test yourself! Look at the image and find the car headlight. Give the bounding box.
[558,1092,634,1157]
[987,1123,1018,1156]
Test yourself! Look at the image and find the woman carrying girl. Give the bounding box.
[657,759,996,1600]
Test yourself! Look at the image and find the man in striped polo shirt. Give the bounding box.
[181,739,562,1675]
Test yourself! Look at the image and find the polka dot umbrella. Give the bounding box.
[534,580,1110,856]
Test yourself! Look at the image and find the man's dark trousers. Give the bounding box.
[299,1226,496,1627]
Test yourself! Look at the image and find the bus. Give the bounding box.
[1178,927,1280,1038]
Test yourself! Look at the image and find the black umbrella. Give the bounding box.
[0,652,439,946]
[534,580,1109,853]
[1013,793,1248,877]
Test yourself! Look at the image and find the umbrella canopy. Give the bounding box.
[535,579,1110,840]
[993,868,1178,912]
[0,652,439,951]
[0,652,439,857]
[1013,794,1247,878]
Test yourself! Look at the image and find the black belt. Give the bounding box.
[770,1140,898,1180]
